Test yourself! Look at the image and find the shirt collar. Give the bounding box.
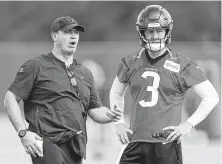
[49,52,80,69]
[144,49,169,64]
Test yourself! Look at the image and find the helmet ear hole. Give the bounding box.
[165,29,169,36]
[140,30,146,38]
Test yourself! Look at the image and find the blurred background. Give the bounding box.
[0,1,221,164]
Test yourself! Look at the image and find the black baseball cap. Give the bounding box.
[51,16,84,33]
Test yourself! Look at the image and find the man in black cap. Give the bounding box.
[4,16,122,164]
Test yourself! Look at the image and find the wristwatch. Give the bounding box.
[18,129,28,138]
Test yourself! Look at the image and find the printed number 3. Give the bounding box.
[139,71,160,107]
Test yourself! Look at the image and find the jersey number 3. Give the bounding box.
[139,71,160,107]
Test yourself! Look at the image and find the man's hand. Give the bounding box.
[115,123,133,144]
[106,105,123,122]
[162,121,193,144]
[21,131,43,158]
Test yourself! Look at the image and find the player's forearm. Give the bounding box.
[110,89,125,125]
[88,106,113,124]
[187,80,220,127]
[110,77,128,125]
[187,95,219,127]
[4,91,27,132]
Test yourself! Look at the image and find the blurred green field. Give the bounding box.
[0,115,221,164]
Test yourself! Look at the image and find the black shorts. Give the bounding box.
[31,138,82,164]
[116,142,182,164]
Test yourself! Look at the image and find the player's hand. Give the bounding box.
[115,123,133,144]
[162,121,193,144]
[20,131,43,158]
[106,105,123,122]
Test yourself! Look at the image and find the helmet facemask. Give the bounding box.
[137,27,172,52]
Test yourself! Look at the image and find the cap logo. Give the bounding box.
[64,16,75,23]
[148,23,160,27]
[19,67,24,73]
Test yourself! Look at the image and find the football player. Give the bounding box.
[110,5,219,164]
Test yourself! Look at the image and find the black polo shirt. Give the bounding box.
[8,52,102,157]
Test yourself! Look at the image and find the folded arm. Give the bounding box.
[187,80,219,127]
[163,80,219,143]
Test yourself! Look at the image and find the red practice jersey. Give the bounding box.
[117,48,207,143]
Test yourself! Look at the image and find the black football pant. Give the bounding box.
[117,142,182,164]
[31,138,82,164]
